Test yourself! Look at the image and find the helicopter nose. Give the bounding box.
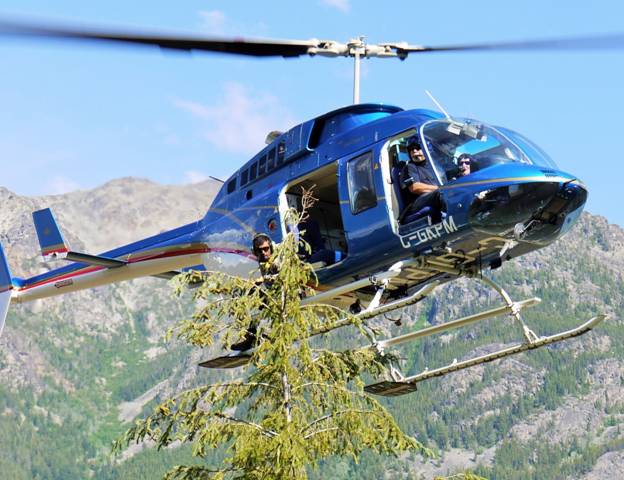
[468,180,587,243]
[531,180,588,240]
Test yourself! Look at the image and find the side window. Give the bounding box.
[258,155,267,176]
[240,169,248,186]
[249,163,257,181]
[267,148,276,171]
[347,152,377,214]
[227,178,236,194]
[277,142,285,166]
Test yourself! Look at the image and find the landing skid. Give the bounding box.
[365,315,606,396]
[198,258,605,389]
[363,273,606,396]
[198,352,252,369]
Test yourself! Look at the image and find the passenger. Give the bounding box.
[231,233,275,351]
[399,136,443,224]
[252,233,277,283]
[456,153,472,178]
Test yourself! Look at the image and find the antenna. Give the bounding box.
[425,90,452,120]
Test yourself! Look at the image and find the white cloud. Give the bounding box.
[174,82,297,155]
[46,175,81,195]
[198,10,226,35]
[196,10,269,37]
[320,0,350,13]
[184,170,210,184]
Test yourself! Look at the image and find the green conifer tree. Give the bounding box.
[115,203,429,479]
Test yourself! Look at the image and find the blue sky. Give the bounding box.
[1,1,624,226]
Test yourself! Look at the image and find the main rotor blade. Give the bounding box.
[0,19,317,57]
[3,17,624,60]
[390,33,624,55]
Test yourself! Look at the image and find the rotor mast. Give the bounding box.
[307,37,410,105]
[353,42,361,104]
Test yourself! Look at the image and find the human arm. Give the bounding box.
[401,163,439,196]
[407,182,438,195]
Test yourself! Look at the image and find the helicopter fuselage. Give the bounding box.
[6,104,587,309]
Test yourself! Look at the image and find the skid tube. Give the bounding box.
[364,273,607,396]
[365,315,606,397]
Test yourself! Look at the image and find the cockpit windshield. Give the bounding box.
[420,119,556,183]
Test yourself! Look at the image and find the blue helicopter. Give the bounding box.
[0,19,609,395]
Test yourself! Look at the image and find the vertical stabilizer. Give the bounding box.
[0,243,12,336]
[33,208,69,260]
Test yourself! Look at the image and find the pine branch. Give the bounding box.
[302,409,377,433]
[214,412,277,438]
[207,382,278,392]
[303,427,339,440]
[293,382,372,397]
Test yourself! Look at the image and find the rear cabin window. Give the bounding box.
[258,156,267,176]
[277,143,285,166]
[267,148,276,171]
[240,169,248,186]
[249,163,257,181]
[227,178,236,194]
[347,152,377,214]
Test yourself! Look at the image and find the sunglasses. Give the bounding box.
[459,160,471,166]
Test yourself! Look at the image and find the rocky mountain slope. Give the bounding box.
[0,178,622,479]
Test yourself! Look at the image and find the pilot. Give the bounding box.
[399,135,442,223]
[456,153,472,177]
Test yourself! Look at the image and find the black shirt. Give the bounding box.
[399,161,437,198]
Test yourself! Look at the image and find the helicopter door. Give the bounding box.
[281,161,348,268]
[339,150,393,263]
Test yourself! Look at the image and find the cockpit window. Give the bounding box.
[420,119,550,183]
[496,127,559,169]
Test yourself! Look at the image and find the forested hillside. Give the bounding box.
[0,179,621,479]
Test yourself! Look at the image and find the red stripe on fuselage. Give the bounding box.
[41,247,68,256]
[16,245,255,292]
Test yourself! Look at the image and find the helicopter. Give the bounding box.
[0,18,611,396]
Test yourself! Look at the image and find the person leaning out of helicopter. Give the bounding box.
[399,135,443,223]
[252,233,280,286]
[231,233,277,351]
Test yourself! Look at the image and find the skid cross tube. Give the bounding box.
[309,279,440,337]
[302,259,413,306]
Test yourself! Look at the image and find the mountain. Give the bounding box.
[0,178,622,479]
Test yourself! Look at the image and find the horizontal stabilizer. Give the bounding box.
[0,243,13,336]
[33,208,69,260]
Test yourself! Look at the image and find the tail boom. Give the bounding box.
[12,245,207,303]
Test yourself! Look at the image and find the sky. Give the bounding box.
[1,1,624,226]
